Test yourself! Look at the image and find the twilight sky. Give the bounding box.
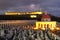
[0,0,60,17]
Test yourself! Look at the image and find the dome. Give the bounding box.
[42,14,50,19]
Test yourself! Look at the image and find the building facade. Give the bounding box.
[35,14,56,30]
[5,11,43,15]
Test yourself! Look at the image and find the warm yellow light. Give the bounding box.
[31,12,43,14]
[50,27,55,30]
[36,12,43,14]
[56,27,60,30]
[42,27,45,30]
[36,21,56,30]
[34,27,38,30]
[5,12,18,15]
[30,15,37,18]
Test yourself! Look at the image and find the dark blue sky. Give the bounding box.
[0,0,60,17]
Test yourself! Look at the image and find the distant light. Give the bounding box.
[31,12,43,14]
[5,12,21,15]
[30,15,37,18]
[35,12,43,14]
[56,27,60,30]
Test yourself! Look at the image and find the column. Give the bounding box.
[51,24,52,28]
[41,24,43,28]
[51,24,53,28]
[40,24,41,29]
[42,24,45,30]
[43,24,44,29]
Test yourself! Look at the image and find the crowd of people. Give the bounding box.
[0,24,59,40]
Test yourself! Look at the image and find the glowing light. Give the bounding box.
[30,15,37,18]
[33,26,38,30]
[35,12,43,14]
[5,11,43,15]
[31,12,43,14]
[5,12,18,15]
[56,27,60,30]
[50,27,55,30]
[35,21,56,30]
[42,27,45,30]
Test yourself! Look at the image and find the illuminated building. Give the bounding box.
[35,14,56,30]
[5,11,43,15]
[30,15,37,18]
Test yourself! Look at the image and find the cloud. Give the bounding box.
[0,0,60,17]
